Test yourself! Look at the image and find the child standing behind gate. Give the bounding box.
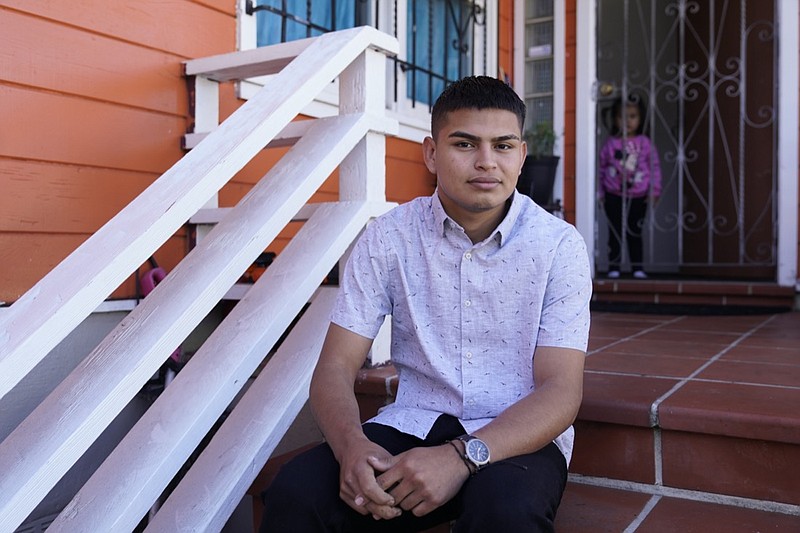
[598,94,662,279]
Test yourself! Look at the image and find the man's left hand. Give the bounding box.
[367,443,471,518]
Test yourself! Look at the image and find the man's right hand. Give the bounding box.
[337,437,402,520]
[310,324,404,520]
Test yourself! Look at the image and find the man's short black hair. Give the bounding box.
[430,76,527,139]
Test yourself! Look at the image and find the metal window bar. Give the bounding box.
[246,0,369,38]
[247,0,486,109]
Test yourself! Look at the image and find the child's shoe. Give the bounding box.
[633,270,648,279]
[607,270,620,279]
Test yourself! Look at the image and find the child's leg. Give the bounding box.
[626,197,647,271]
[604,194,624,271]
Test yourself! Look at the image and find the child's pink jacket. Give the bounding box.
[598,135,662,199]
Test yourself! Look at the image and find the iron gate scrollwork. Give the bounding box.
[595,0,777,279]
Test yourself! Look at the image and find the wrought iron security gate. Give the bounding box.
[595,0,778,279]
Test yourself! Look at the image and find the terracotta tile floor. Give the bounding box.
[561,310,800,532]
[583,311,800,442]
[555,483,800,532]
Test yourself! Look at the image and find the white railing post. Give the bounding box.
[337,48,394,365]
[191,76,220,136]
[189,72,222,243]
[338,48,388,202]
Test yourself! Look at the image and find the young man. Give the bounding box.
[260,76,591,532]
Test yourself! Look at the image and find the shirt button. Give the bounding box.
[466,352,473,359]
[468,399,476,406]
[464,300,471,307]
[464,252,472,260]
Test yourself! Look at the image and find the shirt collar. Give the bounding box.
[431,190,450,233]
[430,189,524,247]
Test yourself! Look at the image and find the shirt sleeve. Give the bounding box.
[597,138,614,199]
[537,226,592,351]
[330,220,393,340]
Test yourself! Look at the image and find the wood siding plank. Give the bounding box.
[191,0,234,14]
[1,10,188,115]
[0,233,90,303]
[387,158,435,202]
[0,160,158,233]
[2,1,235,59]
[0,86,185,173]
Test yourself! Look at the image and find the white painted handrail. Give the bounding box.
[0,26,399,532]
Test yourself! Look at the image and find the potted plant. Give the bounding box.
[518,121,560,211]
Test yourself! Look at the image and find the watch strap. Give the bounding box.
[447,440,475,475]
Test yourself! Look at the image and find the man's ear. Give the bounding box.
[422,136,437,174]
[518,140,528,175]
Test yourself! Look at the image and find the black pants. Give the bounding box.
[604,193,647,271]
[260,415,568,533]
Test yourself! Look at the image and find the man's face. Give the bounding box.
[423,108,526,224]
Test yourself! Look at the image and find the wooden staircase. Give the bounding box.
[0,27,398,533]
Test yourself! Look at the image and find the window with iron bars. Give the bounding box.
[240,0,495,136]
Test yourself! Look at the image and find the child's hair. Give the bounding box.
[606,93,647,136]
[430,76,526,139]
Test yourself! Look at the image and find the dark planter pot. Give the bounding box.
[517,155,560,209]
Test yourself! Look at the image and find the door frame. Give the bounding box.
[575,0,799,286]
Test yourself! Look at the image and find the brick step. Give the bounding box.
[569,419,800,507]
[351,357,800,528]
[354,364,800,506]
[581,311,800,509]
[592,279,795,312]
[250,311,800,530]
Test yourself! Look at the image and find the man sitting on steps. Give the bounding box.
[260,75,592,532]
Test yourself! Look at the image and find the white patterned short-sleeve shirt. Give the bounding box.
[332,190,592,463]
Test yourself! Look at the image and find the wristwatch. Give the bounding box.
[456,434,491,472]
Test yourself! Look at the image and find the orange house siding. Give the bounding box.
[562,0,578,223]
[0,2,238,302]
[498,0,514,81]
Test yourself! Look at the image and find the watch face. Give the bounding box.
[466,438,490,465]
